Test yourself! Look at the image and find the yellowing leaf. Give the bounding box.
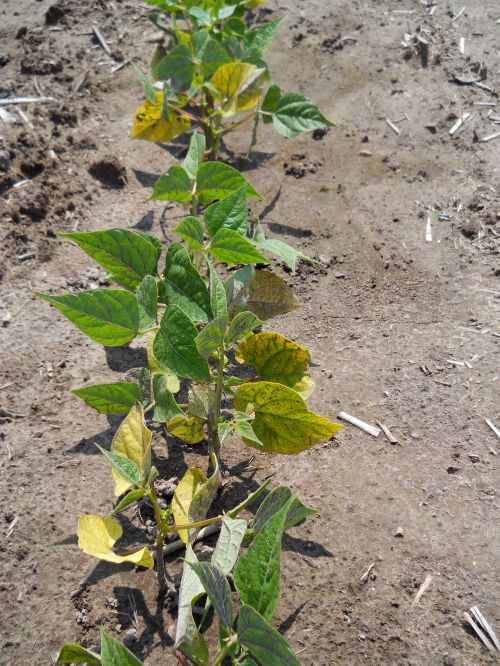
[210,62,264,117]
[172,467,208,543]
[234,381,342,454]
[247,270,300,321]
[167,415,206,444]
[131,91,190,142]
[111,403,152,496]
[236,332,311,394]
[78,515,153,568]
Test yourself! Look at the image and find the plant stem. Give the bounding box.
[210,636,238,666]
[171,514,224,532]
[220,111,256,137]
[191,193,198,218]
[209,345,225,464]
[149,485,167,593]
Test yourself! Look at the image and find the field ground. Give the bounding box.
[0,0,498,664]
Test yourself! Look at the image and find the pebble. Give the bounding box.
[394,527,404,537]
[122,629,137,648]
[467,453,480,463]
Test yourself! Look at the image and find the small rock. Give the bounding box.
[447,466,460,475]
[410,431,421,440]
[198,544,214,558]
[467,453,480,463]
[122,629,137,648]
[460,220,480,239]
[335,272,346,279]
[2,312,12,327]
[358,633,366,640]
[155,477,178,498]
[394,527,404,537]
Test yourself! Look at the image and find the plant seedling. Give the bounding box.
[132,1,334,158]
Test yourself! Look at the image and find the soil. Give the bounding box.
[0,1,498,665]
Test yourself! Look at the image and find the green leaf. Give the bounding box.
[234,495,293,620]
[72,382,142,414]
[154,304,211,382]
[253,486,316,533]
[174,216,205,252]
[153,43,195,91]
[187,453,220,533]
[56,644,101,664]
[212,516,247,574]
[261,84,281,123]
[187,562,233,629]
[100,627,144,666]
[152,372,184,423]
[224,264,255,317]
[150,164,192,203]
[183,132,206,179]
[255,237,315,273]
[133,64,156,104]
[209,228,268,266]
[246,270,299,321]
[226,311,262,345]
[36,289,139,347]
[122,366,152,405]
[112,488,146,515]
[58,229,161,290]
[235,332,310,390]
[209,263,228,320]
[175,545,208,662]
[95,444,140,485]
[196,161,261,205]
[234,382,342,454]
[243,17,285,54]
[204,186,248,238]
[146,331,180,393]
[272,92,334,138]
[163,243,212,323]
[195,315,227,359]
[237,605,300,666]
[235,420,263,447]
[188,384,216,420]
[197,37,232,78]
[136,274,157,331]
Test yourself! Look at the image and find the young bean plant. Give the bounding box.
[58,487,315,665]
[131,0,333,159]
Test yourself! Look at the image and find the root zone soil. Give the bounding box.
[0,0,498,664]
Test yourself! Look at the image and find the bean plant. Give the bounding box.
[57,488,313,664]
[131,0,333,158]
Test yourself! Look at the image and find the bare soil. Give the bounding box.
[0,1,498,665]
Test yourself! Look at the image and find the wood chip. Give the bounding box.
[360,562,375,584]
[411,573,433,606]
[376,421,400,444]
[449,112,471,136]
[470,606,500,652]
[338,412,381,437]
[464,612,495,652]
[452,6,466,22]
[425,217,432,242]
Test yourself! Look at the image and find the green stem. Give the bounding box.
[191,193,198,218]
[171,514,224,532]
[209,344,225,463]
[210,636,238,666]
[149,485,167,593]
[220,111,256,137]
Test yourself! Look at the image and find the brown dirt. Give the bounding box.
[0,1,498,664]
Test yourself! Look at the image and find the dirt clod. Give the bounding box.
[88,157,127,189]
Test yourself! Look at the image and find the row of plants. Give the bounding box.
[39,1,340,664]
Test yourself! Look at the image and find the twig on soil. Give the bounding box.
[451,6,466,22]
[337,412,381,437]
[385,117,401,135]
[469,606,500,651]
[464,611,496,652]
[111,60,130,74]
[480,130,500,143]
[360,562,375,584]
[449,112,471,136]
[73,70,90,94]
[376,421,400,444]
[92,24,112,54]
[426,217,432,242]
[163,522,221,556]
[411,573,433,606]
[0,96,56,105]
[33,77,44,97]
[6,516,18,538]
[55,459,81,469]
[485,419,500,439]
[474,81,494,93]
[17,108,32,127]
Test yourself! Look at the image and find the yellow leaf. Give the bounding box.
[78,515,154,568]
[293,374,315,399]
[146,331,180,393]
[210,62,265,117]
[111,403,152,496]
[234,381,342,454]
[236,332,311,393]
[131,91,190,142]
[167,415,206,444]
[172,467,208,543]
